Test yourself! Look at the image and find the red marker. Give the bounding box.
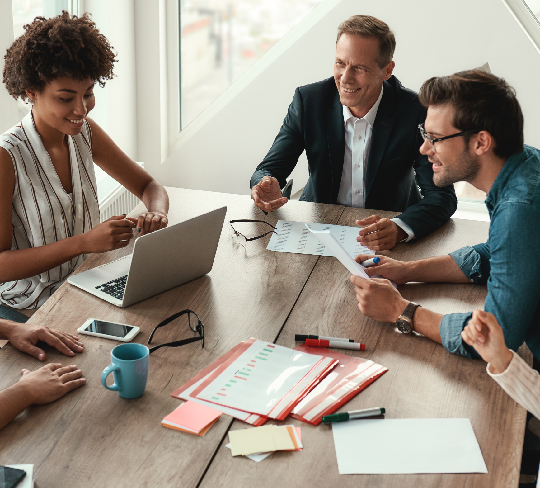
[306,339,365,351]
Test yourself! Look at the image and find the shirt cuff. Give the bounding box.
[486,350,516,377]
[448,246,484,284]
[439,312,475,358]
[391,218,415,242]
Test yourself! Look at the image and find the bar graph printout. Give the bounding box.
[196,340,337,419]
[267,220,374,257]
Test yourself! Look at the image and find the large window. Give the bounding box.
[179,0,322,129]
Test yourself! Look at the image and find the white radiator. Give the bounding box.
[99,185,141,222]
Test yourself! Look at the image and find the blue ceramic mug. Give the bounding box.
[101,343,149,399]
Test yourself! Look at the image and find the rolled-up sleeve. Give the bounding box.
[440,203,540,359]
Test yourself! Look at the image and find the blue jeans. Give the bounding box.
[0,305,28,323]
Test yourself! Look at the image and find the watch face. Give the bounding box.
[397,319,412,334]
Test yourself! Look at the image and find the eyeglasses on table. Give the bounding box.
[147,309,204,353]
[229,219,278,243]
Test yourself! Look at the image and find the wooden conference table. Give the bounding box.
[0,188,528,488]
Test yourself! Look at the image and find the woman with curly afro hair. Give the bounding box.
[0,12,169,316]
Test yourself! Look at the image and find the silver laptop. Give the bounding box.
[68,206,227,307]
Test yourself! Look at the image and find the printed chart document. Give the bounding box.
[267,220,374,258]
[307,226,369,279]
[196,340,337,419]
[332,418,487,474]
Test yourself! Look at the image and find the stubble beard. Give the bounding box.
[433,149,480,188]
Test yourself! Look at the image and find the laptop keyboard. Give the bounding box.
[95,275,128,300]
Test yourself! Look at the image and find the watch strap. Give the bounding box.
[397,302,421,334]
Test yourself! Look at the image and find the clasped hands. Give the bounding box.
[82,211,168,253]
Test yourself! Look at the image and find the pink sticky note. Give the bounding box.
[164,401,222,432]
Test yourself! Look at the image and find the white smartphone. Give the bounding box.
[78,318,140,342]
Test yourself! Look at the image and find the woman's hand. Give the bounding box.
[135,211,168,235]
[461,310,513,374]
[80,215,136,253]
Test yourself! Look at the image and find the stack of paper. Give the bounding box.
[291,344,388,425]
[162,401,222,436]
[172,338,337,425]
[228,425,302,459]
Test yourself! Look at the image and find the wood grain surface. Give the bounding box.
[199,207,526,488]
[0,192,526,488]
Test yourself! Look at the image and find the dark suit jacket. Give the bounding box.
[250,76,457,240]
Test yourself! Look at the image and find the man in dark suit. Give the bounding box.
[250,15,457,250]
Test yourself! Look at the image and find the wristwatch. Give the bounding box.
[396,302,421,334]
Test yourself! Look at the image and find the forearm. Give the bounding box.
[0,319,16,340]
[0,234,85,282]
[0,383,33,430]
[407,255,470,284]
[141,180,169,215]
[412,307,443,344]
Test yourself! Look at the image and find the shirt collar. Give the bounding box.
[342,86,384,127]
[485,148,530,211]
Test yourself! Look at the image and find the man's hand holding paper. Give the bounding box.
[356,215,407,251]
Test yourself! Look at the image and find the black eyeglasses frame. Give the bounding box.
[147,309,204,353]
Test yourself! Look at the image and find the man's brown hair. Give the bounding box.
[337,15,396,68]
[419,70,524,159]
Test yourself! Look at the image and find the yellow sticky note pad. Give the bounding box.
[229,425,301,456]
[229,426,275,456]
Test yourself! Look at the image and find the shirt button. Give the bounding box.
[478,274,482,279]
[470,279,474,283]
[358,135,362,140]
[355,163,361,168]
[355,190,360,195]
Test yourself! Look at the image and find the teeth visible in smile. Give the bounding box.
[342,87,359,93]
[69,119,83,124]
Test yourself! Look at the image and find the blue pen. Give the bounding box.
[362,257,380,268]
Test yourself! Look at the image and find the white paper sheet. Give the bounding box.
[196,340,328,418]
[332,418,487,474]
[267,220,374,258]
[307,226,369,279]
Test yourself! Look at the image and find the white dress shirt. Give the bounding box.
[335,88,414,241]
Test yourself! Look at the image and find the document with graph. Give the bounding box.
[195,340,337,420]
[266,220,374,258]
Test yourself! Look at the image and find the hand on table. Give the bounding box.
[3,321,84,361]
[461,310,513,374]
[17,363,86,405]
[350,274,409,323]
[82,215,136,253]
[135,211,168,235]
[356,215,406,251]
[251,176,288,212]
[355,254,411,285]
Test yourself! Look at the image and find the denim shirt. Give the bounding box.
[440,145,540,361]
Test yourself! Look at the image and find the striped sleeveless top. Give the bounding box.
[0,111,100,309]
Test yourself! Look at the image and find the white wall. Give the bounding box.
[81,0,138,161]
[0,2,19,132]
[156,0,540,196]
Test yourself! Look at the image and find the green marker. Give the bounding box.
[322,407,385,423]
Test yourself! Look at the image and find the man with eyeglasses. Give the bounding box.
[250,15,457,251]
[351,69,540,370]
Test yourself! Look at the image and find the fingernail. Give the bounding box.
[138,228,141,233]
[38,352,45,360]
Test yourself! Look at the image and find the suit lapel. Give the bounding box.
[365,79,397,198]
[327,91,345,203]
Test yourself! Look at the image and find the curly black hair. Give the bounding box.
[3,11,117,100]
